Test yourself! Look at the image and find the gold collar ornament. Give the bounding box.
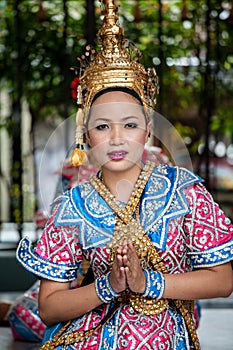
[90,161,201,349]
[40,161,201,349]
[90,161,169,316]
[69,0,159,166]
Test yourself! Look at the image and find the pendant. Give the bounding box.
[109,218,149,262]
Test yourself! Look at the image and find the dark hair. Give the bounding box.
[91,87,143,106]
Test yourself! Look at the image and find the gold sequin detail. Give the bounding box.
[90,161,169,315]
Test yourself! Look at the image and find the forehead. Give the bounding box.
[86,91,146,124]
[92,90,141,105]
[88,102,145,121]
[88,91,145,122]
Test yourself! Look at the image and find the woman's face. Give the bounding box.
[86,91,151,173]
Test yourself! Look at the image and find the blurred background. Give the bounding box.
[0,0,233,282]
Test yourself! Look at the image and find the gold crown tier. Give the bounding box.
[78,0,159,113]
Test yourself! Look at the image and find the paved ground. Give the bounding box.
[0,329,40,350]
[198,308,233,350]
[0,296,232,349]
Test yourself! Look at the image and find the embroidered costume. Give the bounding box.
[17,163,233,349]
[15,0,233,348]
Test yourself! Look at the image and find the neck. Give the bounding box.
[101,164,142,202]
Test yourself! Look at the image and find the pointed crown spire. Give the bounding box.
[77,0,159,113]
[69,0,159,167]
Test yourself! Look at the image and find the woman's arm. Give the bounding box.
[39,279,102,326]
[111,242,233,301]
[163,262,233,300]
[39,244,233,326]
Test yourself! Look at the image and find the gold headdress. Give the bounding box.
[70,0,159,166]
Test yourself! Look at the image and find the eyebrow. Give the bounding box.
[92,116,141,123]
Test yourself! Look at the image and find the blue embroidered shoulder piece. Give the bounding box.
[54,183,115,249]
[140,165,202,250]
[53,165,202,251]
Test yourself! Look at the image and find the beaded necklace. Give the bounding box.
[90,161,169,315]
[40,161,200,350]
[90,160,200,349]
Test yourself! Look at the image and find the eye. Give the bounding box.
[125,122,137,129]
[96,123,109,130]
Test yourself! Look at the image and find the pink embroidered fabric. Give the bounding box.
[15,160,233,349]
[30,179,233,349]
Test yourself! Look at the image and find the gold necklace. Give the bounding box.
[91,162,201,349]
[90,161,169,315]
[41,161,200,350]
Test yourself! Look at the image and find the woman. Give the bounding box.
[17,0,233,349]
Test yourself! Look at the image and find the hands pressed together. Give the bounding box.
[95,240,166,305]
[110,241,146,294]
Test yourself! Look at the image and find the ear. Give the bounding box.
[85,131,91,147]
[145,121,152,143]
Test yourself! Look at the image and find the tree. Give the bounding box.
[0,0,232,227]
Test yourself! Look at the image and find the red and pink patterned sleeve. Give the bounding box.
[184,182,233,267]
[17,201,83,282]
[35,202,82,265]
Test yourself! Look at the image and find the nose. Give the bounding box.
[109,123,125,146]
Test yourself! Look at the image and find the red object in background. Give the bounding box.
[34,210,49,229]
[70,77,80,100]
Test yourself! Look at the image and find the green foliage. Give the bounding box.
[211,111,233,136]
[0,0,232,223]
[0,0,232,139]
[0,0,87,121]
[118,0,233,137]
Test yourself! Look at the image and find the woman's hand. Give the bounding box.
[110,241,146,294]
[109,244,127,293]
[122,241,146,293]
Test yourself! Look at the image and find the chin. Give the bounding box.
[103,159,142,172]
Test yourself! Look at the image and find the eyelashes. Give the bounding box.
[125,122,138,128]
[95,122,139,131]
[96,124,109,130]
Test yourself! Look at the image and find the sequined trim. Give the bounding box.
[141,166,202,250]
[16,237,77,282]
[54,188,114,249]
[189,240,233,267]
[53,165,202,250]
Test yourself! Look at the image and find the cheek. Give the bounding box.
[86,131,102,147]
[87,129,148,147]
[88,133,108,151]
[128,130,148,144]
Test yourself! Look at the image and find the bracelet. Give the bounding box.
[95,271,120,303]
[142,270,165,300]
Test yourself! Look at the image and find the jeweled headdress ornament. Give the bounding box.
[70,0,159,166]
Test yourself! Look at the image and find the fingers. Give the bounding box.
[110,249,127,293]
[116,241,146,294]
[121,241,138,267]
[110,240,146,294]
